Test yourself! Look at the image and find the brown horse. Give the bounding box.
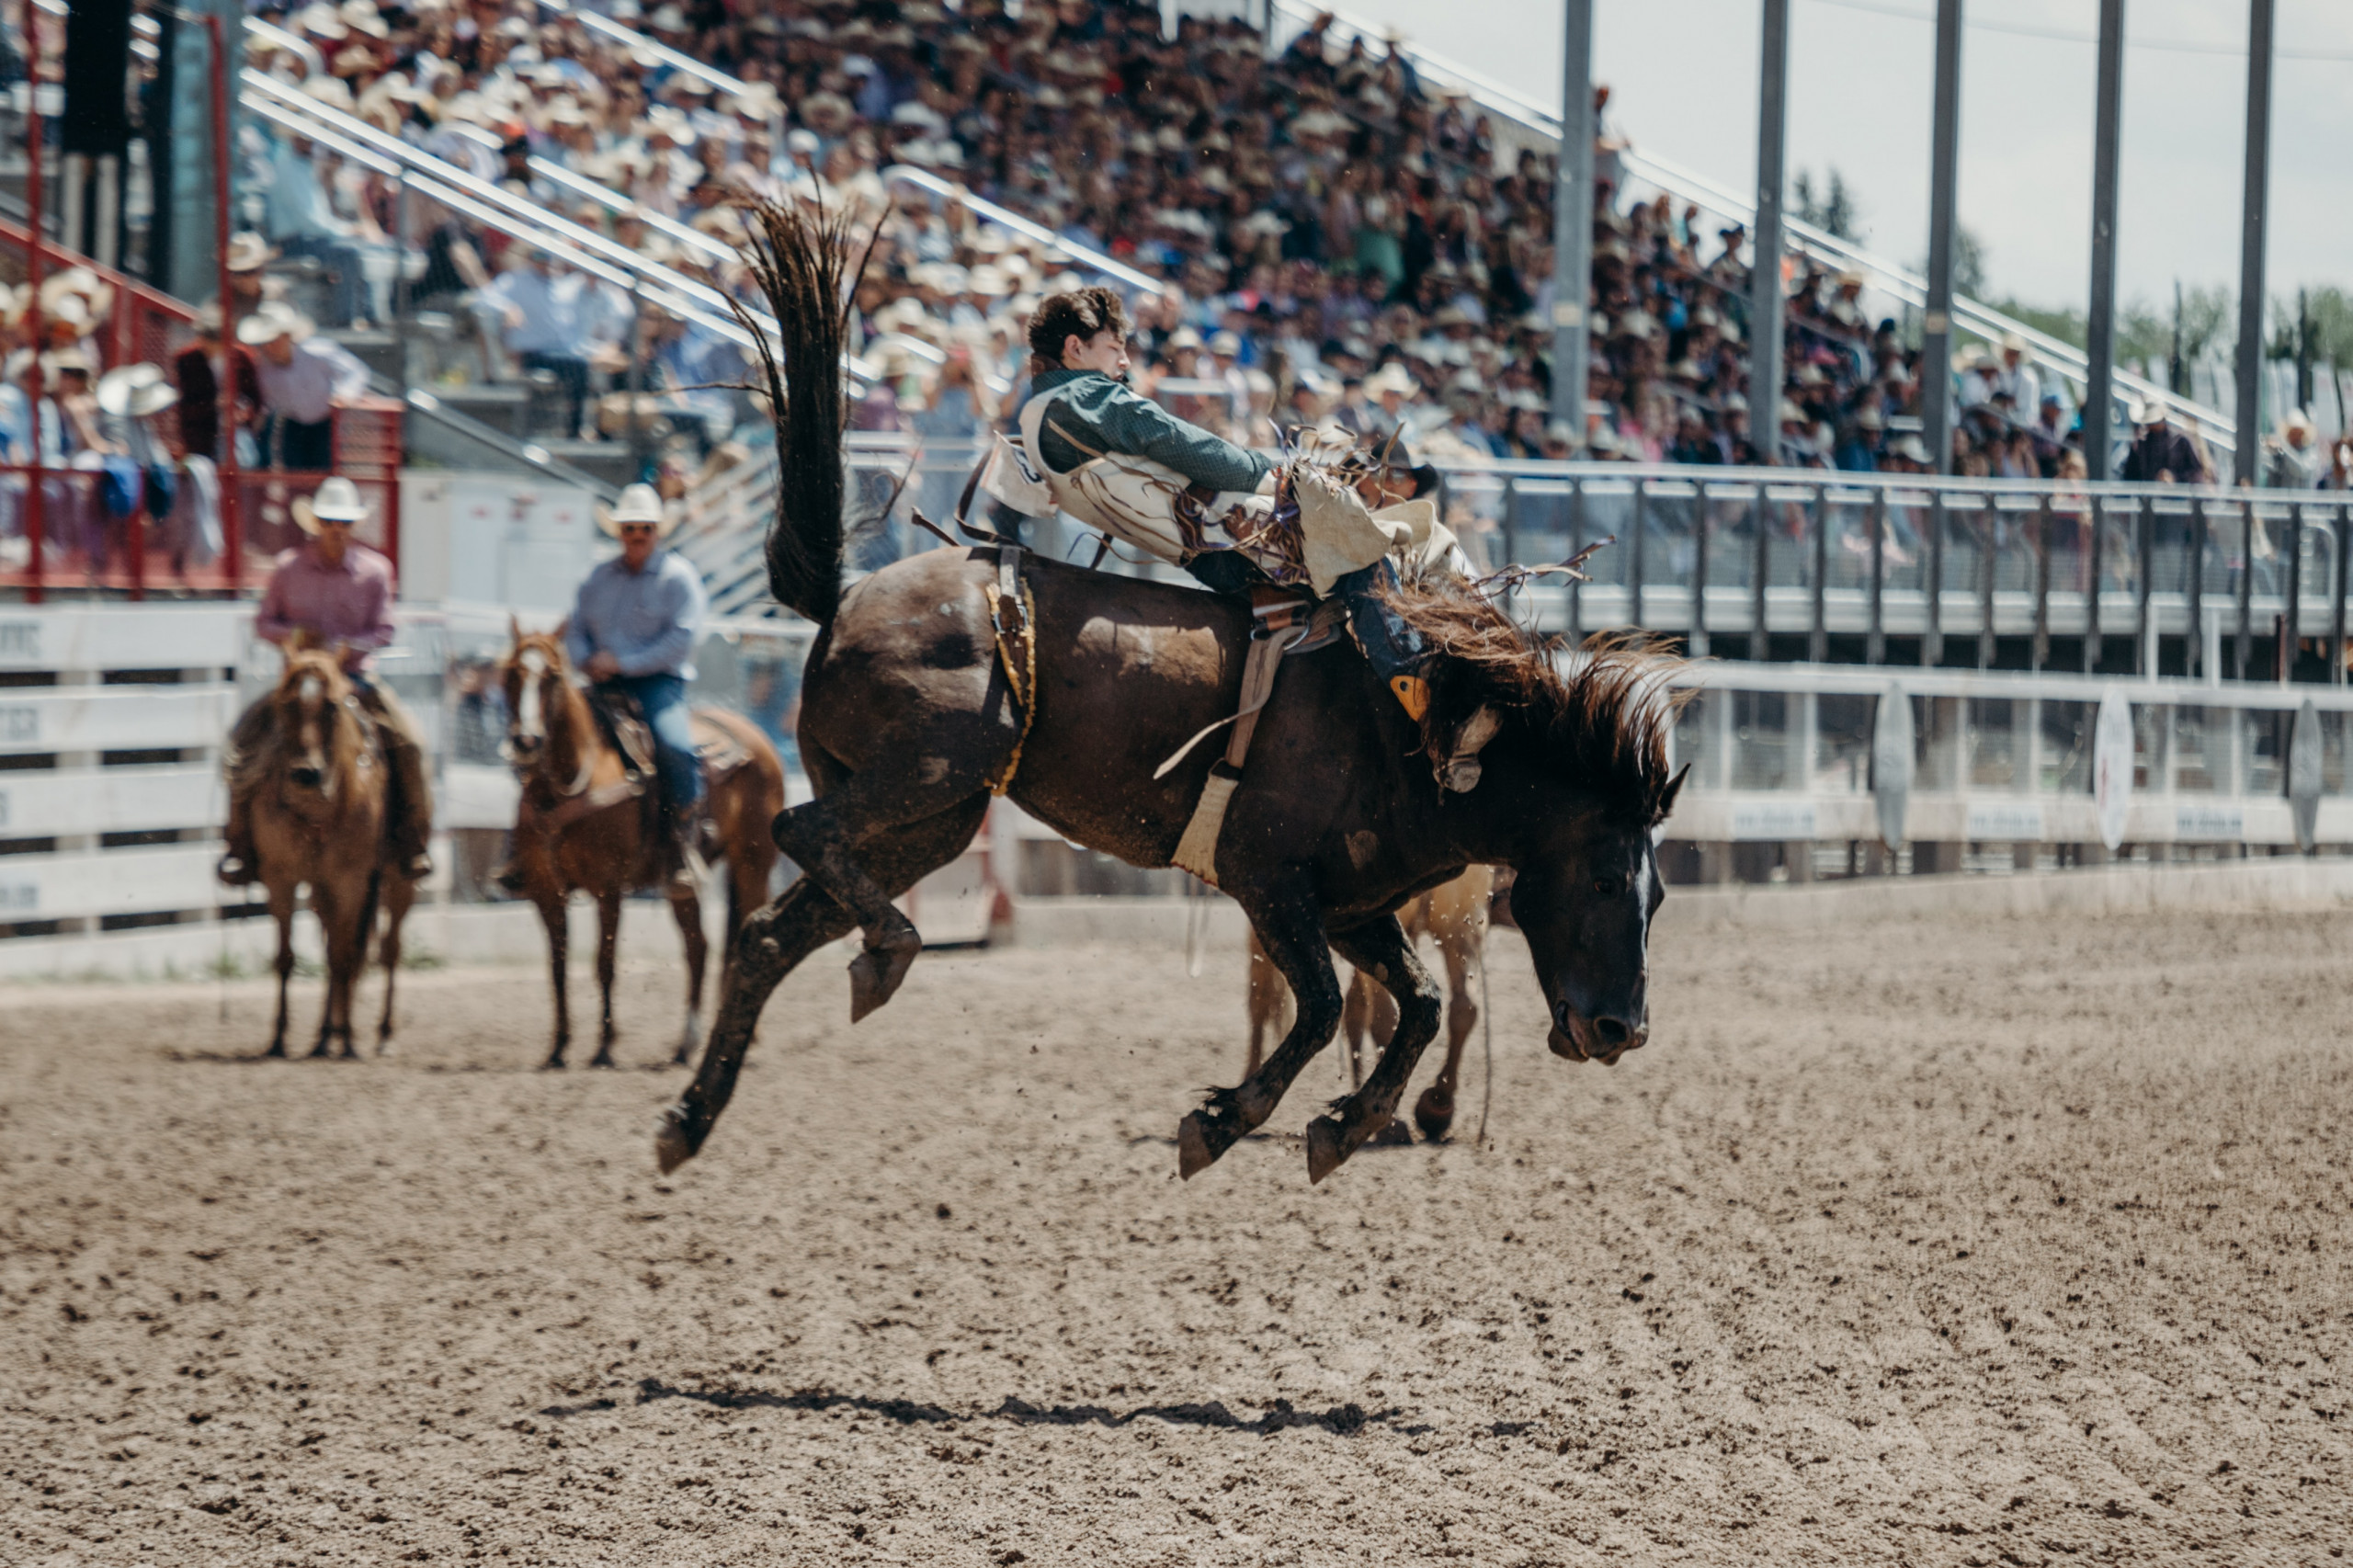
[1246,863,1494,1141]
[496,626,785,1069]
[238,650,417,1057]
[656,201,1684,1185]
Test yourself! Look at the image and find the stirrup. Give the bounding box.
[397,851,435,881]
[216,852,260,887]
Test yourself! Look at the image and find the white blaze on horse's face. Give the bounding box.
[514,649,547,750]
[290,672,332,791]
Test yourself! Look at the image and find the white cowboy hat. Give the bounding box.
[594,483,676,538]
[292,476,371,532]
[96,363,180,419]
[235,304,314,346]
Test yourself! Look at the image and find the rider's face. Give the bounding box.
[1062,326,1129,379]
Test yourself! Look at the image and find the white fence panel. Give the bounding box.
[0,686,238,756]
[0,767,222,838]
[0,606,247,671]
[0,846,224,923]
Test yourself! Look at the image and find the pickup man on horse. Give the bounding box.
[1002,287,1445,719]
[219,474,435,886]
[562,483,710,890]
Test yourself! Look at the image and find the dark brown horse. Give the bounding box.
[238,650,417,1057]
[656,202,1684,1184]
[497,626,786,1068]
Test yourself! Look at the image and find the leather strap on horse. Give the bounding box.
[981,545,1037,796]
[1167,598,1310,887]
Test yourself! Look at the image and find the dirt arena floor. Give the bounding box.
[4,904,2350,1566]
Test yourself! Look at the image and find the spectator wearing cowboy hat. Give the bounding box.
[222,475,434,886]
[2120,400,2212,485]
[2266,409,2322,490]
[175,303,262,467]
[562,483,710,890]
[238,305,371,471]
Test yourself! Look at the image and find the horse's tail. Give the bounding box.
[732,199,871,629]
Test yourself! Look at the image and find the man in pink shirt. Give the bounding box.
[219,477,435,886]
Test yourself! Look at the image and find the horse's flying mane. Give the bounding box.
[1385,585,1688,824]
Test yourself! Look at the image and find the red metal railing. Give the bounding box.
[0,10,407,604]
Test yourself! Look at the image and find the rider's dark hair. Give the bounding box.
[1028,287,1129,374]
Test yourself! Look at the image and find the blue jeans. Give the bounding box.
[607,674,701,825]
[278,233,372,328]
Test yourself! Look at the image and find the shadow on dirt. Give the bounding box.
[542,1379,1415,1437]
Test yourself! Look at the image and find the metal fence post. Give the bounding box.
[2137,494,2154,676]
[1690,487,1711,657]
[1751,486,1769,661]
[1978,503,1995,670]
[1868,487,1885,665]
[1808,485,1827,663]
[2188,497,2208,679]
[1630,481,1648,631]
[2033,492,2052,673]
[1567,477,1585,644]
[2235,498,2255,679]
[1925,492,1944,666]
[2283,500,2302,683]
[1499,476,1518,569]
[2086,494,2104,673]
[2333,501,2348,685]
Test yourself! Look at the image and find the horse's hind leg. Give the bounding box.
[1245,928,1282,1077]
[658,796,987,1174]
[1413,926,1481,1141]
[665,881,708,1067]
[1304,919,1442,1182]
[768,754,995,1023]
[376,875,415,1054]
[589,888,622,1068]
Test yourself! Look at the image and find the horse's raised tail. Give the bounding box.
[733,199,869,628]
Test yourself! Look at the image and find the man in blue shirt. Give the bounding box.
[565,483,709,887]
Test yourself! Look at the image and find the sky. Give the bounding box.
[1336,0,2353,320]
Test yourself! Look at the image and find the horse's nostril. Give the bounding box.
[290,766,322,787]
[1594,1015,1633,1049]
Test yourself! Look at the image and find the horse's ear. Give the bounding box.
[508,612,522,646]
[1655,762,1692,823]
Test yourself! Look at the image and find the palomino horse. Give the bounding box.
[657,202,1684,1185]
[497,626,785,1069]
[239,649,417,1057]
[1247,863,1495,1142]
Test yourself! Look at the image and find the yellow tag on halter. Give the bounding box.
[1390,675,1430,722]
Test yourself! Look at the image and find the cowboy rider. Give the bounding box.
[218,475,436,886]
[562,483,709,889]
[1010,287,1438,715]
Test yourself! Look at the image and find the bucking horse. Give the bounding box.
[656,200,1686,1184]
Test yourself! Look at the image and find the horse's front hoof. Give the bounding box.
[1413,1085,1455,1142]
[654,1104,697,1175]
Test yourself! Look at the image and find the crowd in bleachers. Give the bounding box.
[26,0,2336,494]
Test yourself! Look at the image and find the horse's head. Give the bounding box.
[272,650,358,800]
[497,620,574,773]
[1414,622,1688,1068]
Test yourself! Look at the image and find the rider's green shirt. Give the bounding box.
[1023,368,1273,494]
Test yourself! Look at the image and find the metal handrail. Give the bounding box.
[532,0,752,100]
[242,17,325,79]
[1263,0,2234,448]
[879,165,1172,297]
[243,75,763,349]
